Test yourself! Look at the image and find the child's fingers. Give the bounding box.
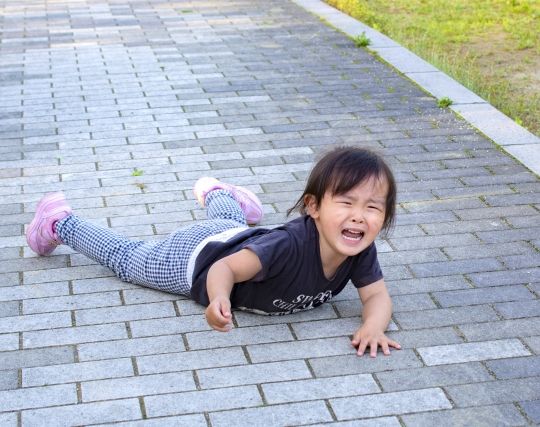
[388,338,401,349]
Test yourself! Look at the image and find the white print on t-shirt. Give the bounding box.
[272,290,333,314]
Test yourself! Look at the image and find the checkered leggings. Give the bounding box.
[55,190,248,296]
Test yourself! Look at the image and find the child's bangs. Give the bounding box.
[328,159,388,196]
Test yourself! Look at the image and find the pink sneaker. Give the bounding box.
[26,192,72,256]
[193,177,263,225]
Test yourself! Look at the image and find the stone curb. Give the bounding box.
[291,0,540,176]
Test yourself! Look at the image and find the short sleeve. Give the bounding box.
[244,230,293,282]
[350,242,383,288]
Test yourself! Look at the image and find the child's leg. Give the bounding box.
[205,189,248,225]
[56,214,242,295]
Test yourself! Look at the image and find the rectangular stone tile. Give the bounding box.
[330,388,452,420]
[409,258,504,278]
[129,314,208,337]
[21,399,142,426]
[446,378,540,407]
[247,336,353,363]
[0,282,69,302]
[263,374,380,404]
[0,311,72,334]
[0,301,19,318]
[375,362,491,392]
[23,265,114,284]
[395,305,498,329]
[495,300,540,319]
[91,414,208,427]
[122,288,183,304]
[309,349,422,377]
[198,360,311,389]
[78,335,185,361]
[0,370,18,391]
[210,401,333,427]
[0,384,77,412]
[291,317,369,340]
[388,276,471,295]
[401,404,527,427]
[433,285,534,307]
[144,385,262,417]
[137,347,247,375]
[468,268,540,287]
[23,291,122,314]
[75,301,176,325]
[418,339,530,366]
[443,242,532,260]
[524,335,540,353]
[485,355,540,379]
[0,413,17,426]
[22,358,134,387]
[385,327,463,348]
[0,333,18,351]
[23,323,128,348]
[521,400,540,424]
[460,318,540,341]
[186,324,294,350]
[82,371,196,402]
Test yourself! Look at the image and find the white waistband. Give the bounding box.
[186,227,248,287]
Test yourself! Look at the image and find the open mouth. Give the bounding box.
[342,229,364,241]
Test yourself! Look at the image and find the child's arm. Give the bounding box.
[351,279,401,357]
[205,249,262,332]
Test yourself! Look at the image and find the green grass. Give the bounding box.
[326,0,540,135]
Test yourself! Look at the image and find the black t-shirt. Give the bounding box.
[190,215,383,315]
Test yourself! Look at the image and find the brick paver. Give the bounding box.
[1,0,539,425]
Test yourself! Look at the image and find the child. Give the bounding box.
[26,146,401,357]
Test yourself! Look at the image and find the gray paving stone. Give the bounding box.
[210,401,333,427]
[433,285,535,307]
[75,301,176,326]
[262,374,380,404]
[401,404,527,427]
[0,370,18,391]
[495,300,540,319]
[23,323,128,348]
[520,400,540,424]
[330,388,452,420]
[446,378,540,407]
[485,355,540,379]
[198,360,312,389]
[375,362,491,392]
[144,385,262,417]
[186,324,294,350]
[417,339,530,366]
[395,305,499,330]
[137,347,247,375]
[524,335,540,353]
[301,418,401,427]
[0,413,17,426]
[309,349,422,377]
[82,371,196,402]
[21,399,142,426]
[0,384,77,412]
[91,414,208,427]
[0,333,19,351]
[22,358,134,387]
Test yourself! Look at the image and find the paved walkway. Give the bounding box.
[1,0,539,425]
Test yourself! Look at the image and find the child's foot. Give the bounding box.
[26,192,72,256]
[193,177,263,225]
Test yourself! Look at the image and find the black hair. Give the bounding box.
[287,146,397,233]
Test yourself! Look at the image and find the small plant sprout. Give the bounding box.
[353,32,371,47]
[132,168,144,177]
[437,97,453,108]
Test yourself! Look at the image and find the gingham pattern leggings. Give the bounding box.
[55,190,247,296]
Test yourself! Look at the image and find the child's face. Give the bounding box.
[306,176,388,266]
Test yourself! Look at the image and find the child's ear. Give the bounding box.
[304,194,320,218]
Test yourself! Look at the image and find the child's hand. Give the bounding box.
[205,296,233,332]
[351,325,401,357]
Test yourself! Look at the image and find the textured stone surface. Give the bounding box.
[1,0,538,423]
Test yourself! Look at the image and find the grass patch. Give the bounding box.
[326,0,540,135]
